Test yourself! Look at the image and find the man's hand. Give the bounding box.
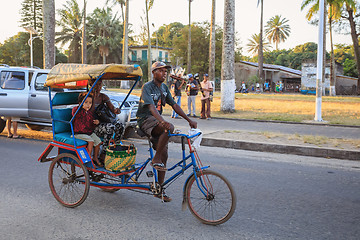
[188,119,197,129]
[93,119,100,125]
[114,108,121,114]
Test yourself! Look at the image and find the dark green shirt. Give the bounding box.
[136,80,176,126]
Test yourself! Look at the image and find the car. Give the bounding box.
[0,65,139,137]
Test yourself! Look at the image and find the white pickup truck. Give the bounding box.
[0,65,139,135]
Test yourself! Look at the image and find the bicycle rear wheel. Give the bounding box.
[48,153,90,208]
[185,170,236,225]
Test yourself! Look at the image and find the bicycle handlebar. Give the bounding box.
[168,130,202,139]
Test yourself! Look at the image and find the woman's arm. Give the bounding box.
[103,93,121,114]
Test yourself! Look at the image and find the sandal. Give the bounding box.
[150,162,167,171]
[154,192,172,202]
[7,134,13,138]
[13,135,24,139]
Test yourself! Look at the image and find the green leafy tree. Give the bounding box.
[87,7,124,64]
[171,21,225,76]
[265,15,291,50]
[151,22,185,48]
[20,0,43,33]
[0,32,64,67]
[56,0,83,63]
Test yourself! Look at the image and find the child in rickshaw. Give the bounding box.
[72,92,103,167]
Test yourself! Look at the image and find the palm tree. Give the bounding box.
[82,0,87,64]
[220,0,235,113]
[257,0,265,83]
[87,7,124,64]
[246,33,271,56]
[209,0,216,85]
[265,15,291,50]
[42,0,55,68]
[188,0,193,74]
[56,0,83,63]
[145,0,154,81]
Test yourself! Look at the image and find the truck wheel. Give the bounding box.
[0,118,5,133]
[25,124,45,131]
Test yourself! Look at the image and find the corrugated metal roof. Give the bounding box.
[240,61,301,76]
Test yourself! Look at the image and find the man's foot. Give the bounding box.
[154,192,172,202]
[7,134,13,138]
[186,114,190,117]
[93,158,104,167]
[150,162,167,171]
[200,117,206,119]
[207,117,211,120]
[192,114,197,117]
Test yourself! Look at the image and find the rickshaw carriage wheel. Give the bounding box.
[48,153,90,208]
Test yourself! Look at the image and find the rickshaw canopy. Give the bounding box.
[45,63,143,89]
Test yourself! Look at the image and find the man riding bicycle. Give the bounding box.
[136,61,197,201]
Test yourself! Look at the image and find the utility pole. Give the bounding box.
[315,0,326,121]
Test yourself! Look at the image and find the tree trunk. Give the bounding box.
[146,0,152,81]
[346,8,360,95]
[329,17,336,96]
[209,0,216,85]
[220,0,235,113]
[42,0,55,69]
[121,0,130,88]
[258,0,264,83]
[82,0,87,64]
[187,0,192,74]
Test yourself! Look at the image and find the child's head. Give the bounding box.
[78,92,93,111]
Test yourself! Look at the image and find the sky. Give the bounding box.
[0,0,353,56]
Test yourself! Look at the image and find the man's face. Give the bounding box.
[153,67,168,82]
[204,76,209,82]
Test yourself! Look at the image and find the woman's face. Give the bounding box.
[93,80,103,94]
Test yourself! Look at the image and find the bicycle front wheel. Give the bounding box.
[185,170,236,225]
[48,153,90,208]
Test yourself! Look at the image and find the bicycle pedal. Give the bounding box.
[146,171,154,177]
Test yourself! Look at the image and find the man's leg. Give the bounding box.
[200,99,205,118]
[6,118,12,136]
[206,98,211,118]
[12,121,18,137]
[191,96,196,115]
[187,96,191,115]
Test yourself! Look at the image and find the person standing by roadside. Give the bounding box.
[170,75,185,119]
[200,74,213,120]
[186,74,198,117]
[6,117,23,139]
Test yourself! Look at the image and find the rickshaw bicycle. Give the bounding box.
[38,63,236,225]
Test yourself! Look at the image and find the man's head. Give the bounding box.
[187,73,193,80]
[203,73,209,81]
[151,61,171,82]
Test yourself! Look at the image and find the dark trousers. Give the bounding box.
[201,98,211,118]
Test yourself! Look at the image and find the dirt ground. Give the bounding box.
[204,130,360,151]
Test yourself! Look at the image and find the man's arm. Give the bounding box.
[148,104,173,131]
[172,104,197,129]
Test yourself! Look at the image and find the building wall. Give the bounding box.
[129,46,171,63]
[235,62,301,91]
[301,61,343,91]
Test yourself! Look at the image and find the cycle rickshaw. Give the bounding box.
[38,63,236,225]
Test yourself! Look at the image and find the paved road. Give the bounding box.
[1,136,360,239]
[164,116,360,139]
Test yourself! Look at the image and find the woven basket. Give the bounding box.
[104,144,137,172]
